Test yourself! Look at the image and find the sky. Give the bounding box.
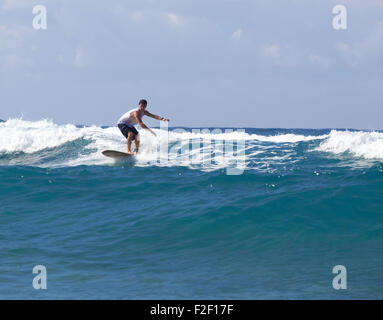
[0,0,383,128]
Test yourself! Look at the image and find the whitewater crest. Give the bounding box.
[316,130,383,159]
[0,119,382,169]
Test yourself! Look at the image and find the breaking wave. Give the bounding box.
[0,119,382,169]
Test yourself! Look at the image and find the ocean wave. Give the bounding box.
[2,118,381,169]
[155,129,327,143]
[0,119,329,169]
[0,119,90,153]
[316,130,383,160]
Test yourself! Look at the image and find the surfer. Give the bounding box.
[117,99,169,154]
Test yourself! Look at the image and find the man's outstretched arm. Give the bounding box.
[144,110,170,122]
[133,113,157,136]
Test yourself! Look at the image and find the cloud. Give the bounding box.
[259,44,304,67]
[125,10,186,28]
[130,11,145,23]
[1,0,382,128]
[260,44,280,60]
[1,0,49,10]
[166,13,185,27]
[74,47,88,68]
[336,41,352,54]
[1,0,29,10]
[336,20,383,65]
[308,55,331,68]
[231,28,243,40]
[0,25,23,49]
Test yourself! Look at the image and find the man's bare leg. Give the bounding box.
[134,134,140,154]
[127,132,133,153]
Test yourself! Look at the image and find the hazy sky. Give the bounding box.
[1,0,383,128]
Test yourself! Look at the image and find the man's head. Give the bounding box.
[138,99,147,110]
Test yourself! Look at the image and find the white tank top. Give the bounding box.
[117,108,145,126]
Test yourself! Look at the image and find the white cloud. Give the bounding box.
[336,20,383,64]
[167,13,185,27]
[126,10,185,27]
[231,28,243,40]
[74,47,88,68]
[308,55,331,68]
[0,25,23,49]
[336,41,352,54]
[2,0,48,10]
[259,44,302,67]
[260,44,280,59]
[2,0,28,10]
[130,11,145,23]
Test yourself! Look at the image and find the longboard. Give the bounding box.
[102,150,135,159]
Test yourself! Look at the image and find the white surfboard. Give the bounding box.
[102,150,135,159]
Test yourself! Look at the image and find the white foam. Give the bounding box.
[155,129,326,143]
[316,130,383,159]
[0,119,122,166]
[0,119,83,153]
[0,118,329,169]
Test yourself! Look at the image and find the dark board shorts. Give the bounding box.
[118,123,139,140]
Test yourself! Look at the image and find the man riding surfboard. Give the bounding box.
[117,99,169,154]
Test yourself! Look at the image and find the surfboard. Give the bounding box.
[102,150,135,159]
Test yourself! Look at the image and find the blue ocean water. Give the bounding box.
[0,119,382,299]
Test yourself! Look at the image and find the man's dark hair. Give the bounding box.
[139,99,148,106]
